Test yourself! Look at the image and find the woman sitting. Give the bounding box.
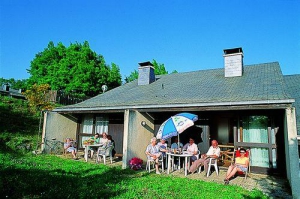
[224,148,249,184]
[64,138,78,160]
[97,134,113,156]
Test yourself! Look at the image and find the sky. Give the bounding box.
[1,0,299,82]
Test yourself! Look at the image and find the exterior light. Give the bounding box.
[141,121,146,126]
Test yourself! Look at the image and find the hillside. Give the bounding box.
[0,96,40,153]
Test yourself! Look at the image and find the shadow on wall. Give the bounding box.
[179,126,203,145]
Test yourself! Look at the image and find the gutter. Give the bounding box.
[53,99,295,112]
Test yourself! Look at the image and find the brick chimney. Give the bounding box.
[223,47,243,77]
[138,61,155,85]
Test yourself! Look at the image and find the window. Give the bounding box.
[78,114,109,148]
[95,116,109,134]
[236,115,277,168]
[82,114,93,134]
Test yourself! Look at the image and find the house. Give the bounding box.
[0,84,25,99]
[43,48,300,197]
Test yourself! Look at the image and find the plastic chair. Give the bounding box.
[146,155,164,173]
[234,149,251,179]
[96,145,114,164]
[63,138,76,158]
[195,150,204,173]
[206,157,219,177]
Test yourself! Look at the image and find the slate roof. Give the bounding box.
[284,74,300,135]
[54,62,294,112]
[0,87,25,99]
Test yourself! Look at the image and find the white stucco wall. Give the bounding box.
[122,110,154,168]
[43,112,78,153]
[284,108,300,198]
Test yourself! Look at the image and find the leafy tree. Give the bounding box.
[125,59,177,83]
[23,84,55,113]
[27,41,122,97]
[0,78,28,91]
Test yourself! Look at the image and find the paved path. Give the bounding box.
[75,154,292,198]
[167,167,292,199]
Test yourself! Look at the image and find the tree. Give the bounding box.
[23,84,55,113]
[125,59,177,83]
[0,78,28,91]
[27,41,122,97]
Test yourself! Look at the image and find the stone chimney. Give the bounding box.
[223,47,243,77]
[138,61,155,85]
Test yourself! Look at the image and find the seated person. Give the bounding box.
[64,138,77,160]
[157,139,168,168]
[107,135,116,157]
[189,139,220,174]
[157,138,168,156]
[171,137,183,149]
[97,134,113,156]
[88,133,100,159]
[170,137,183,168]
[182,137,198,163]
[224,148,249,184]
[101,132,109,144]
[145,137,161,174]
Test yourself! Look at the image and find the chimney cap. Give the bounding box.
[138,61,153,67]
[223,47,243,55]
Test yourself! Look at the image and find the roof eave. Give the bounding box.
[53,99,295,113]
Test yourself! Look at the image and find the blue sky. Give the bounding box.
[1,0,299,81]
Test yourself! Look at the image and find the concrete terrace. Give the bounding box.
[75,153,292,199]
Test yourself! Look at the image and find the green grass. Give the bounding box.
[0,153,267,199]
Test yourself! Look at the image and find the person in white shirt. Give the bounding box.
[182,138,199,163]
[101,132,108,144]
[189,139,220,174]
[145,137,162,174]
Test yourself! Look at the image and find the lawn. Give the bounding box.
[0,152,267,199]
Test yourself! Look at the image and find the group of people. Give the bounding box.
[87,132,116,159]
[145,137,249,184]
[145,136,199,174]
[63,132,116,160]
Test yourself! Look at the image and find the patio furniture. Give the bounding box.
[83,143,103,162]
[234,148,251,179]
[146,155,164,173]
[206,157,219,177]
[167,152,193,176]
[96,145,114,164]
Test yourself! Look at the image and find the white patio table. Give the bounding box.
[83,144,103,162]
[166,152,193,176]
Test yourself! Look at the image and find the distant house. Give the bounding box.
[0,84,25,99]
[43,48,300,197]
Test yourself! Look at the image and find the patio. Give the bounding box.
[76,152,292,199]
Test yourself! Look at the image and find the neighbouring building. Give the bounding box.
[43,48,300,197]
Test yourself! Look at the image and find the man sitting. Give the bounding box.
[189,139,220,174]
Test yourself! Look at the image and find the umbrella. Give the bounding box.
[156,113,198,146]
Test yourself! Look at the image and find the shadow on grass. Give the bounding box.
[0,161,137,198]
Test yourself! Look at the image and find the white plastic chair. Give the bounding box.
[146,156,164,173]
[96,145,114,164]
[206,158,219,177]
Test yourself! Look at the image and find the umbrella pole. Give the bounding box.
[178,134,180,150]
